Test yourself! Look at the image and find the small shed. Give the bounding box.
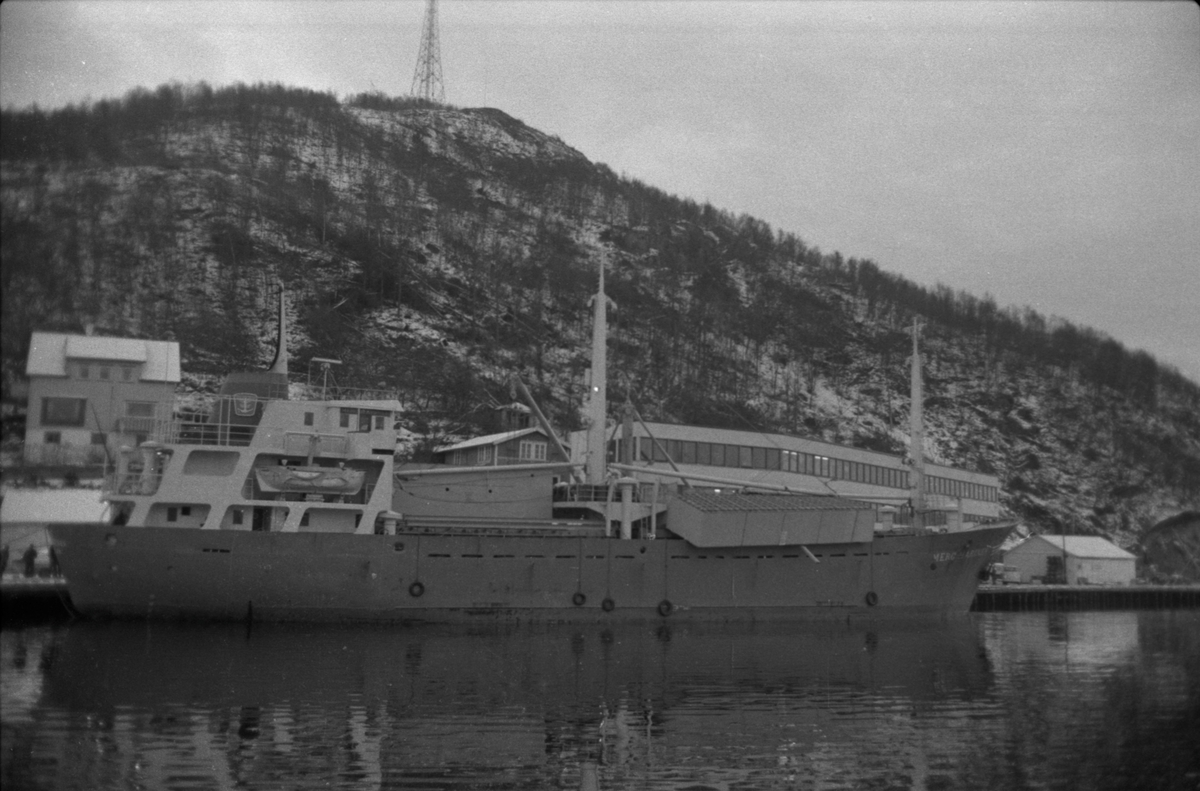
[1004,535,1136,585]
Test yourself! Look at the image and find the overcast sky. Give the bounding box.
[2,0,1198,383]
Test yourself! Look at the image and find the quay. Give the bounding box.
[972,584,1200,612]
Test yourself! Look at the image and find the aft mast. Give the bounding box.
[909,319,927,524]
[584,260,610,484]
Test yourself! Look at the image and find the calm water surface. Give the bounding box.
[2,611,1197,790]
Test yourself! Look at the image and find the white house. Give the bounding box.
[1003,535,1136,585]
[24,331,181,465]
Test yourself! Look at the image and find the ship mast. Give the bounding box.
[584,259,610,484]
[909,319,926,520]
[269,285,288,376]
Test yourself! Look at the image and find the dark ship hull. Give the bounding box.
[50,521,1011,621]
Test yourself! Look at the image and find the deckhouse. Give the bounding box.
[569,421,1004,530]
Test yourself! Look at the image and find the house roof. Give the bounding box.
[435,427,548,453]
[1019,535,1136,560]
[26,332,181,383]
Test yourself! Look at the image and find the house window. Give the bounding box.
[476,446,492,465]
[91,432,106,445]
[340,411,353,428]
[304,412,314,426]
[99,366,111,380]
[374,415,385,430]
[44,431,62,444]
[79,364,90,379]
[42,397,87,426]
[126,401,155,418]
[519,440,547,461]
[121,366,134,381]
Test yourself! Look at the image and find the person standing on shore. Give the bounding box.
[22,544,37,577]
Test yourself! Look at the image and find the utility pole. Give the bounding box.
[411,0,445,102]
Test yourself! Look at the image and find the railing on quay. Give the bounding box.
[289,383,402,403]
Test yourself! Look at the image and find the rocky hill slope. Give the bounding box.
[3,83,1198,555]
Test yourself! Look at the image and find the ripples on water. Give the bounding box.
[2,611,1197,790]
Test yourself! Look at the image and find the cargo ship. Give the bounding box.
[49,266,1013,621]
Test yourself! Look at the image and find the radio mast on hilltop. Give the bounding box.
[410,0,445,102]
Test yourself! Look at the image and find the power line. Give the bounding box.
[410,0,445,102]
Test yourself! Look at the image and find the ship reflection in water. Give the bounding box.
[2,612,1198,790]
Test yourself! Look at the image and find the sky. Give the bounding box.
[2,0,1198,383]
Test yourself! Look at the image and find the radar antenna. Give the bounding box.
[410,0,445,102]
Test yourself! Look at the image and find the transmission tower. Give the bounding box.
[410,0,445,102]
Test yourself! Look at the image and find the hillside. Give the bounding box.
[3,83,1199,553]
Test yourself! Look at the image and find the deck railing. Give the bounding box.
[105,472,164,497]
[557,482,662,504]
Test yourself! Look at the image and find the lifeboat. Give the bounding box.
[255,465,365,495]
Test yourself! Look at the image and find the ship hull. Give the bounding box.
[49,523,1012,622]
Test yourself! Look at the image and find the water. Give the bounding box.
[2,611,1197,790]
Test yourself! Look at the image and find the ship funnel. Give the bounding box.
[213,281,289,405]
